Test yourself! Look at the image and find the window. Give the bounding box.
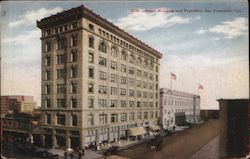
[45,99,51,108]
[121,113,127,122]
[45,71,51,80]
[88,52,94,63]
[89,24,94,31]
[149,74,153,80]
[128,68,134,75]
[129,90,134,97]
[120,65,127,73]
[57,84,66,94]
[137,80,141,87]
[45,84,51,94]
[149,112,154,119]
[143,82,147,89]
[56,69,64,79]
[70,67,77,78]
[137,112,142,120]
[72,114,77,126]
[99,99,107,108]
[89,67,94,78]
[71,98,77,108]
[149,84,153,90]
[110,87,117,95]
[99,57,107,66]
[110,61,117,70]
[144,102,148,107]
[88,114,94,126]
[120,76,127,84]
[71,51,77,62]
[88,83,94,93]
[144,112,148,119]
[121,50,127,60]
[137,91,141,97]
[129,54,134,63]
[121,101,126,108]
[128,78,134,86]
[88,36,94,48]
[71,82,77,93]
[88,97,94,108]
[110,100,117,108]
[144,72,148,78]
[45,57,51,66]
[57,39,65,50]
[98,85,107,94]
[57,114,66,125]
[110,74,117,83]
[46,114,51,124]
[57,55,64,64]
[137,101,141,107]
[111,47,118,57]
[57,99,66,108]
[45,42,51,52]
[129,101,134,107]
[156,66,158,72]
[137,70,141,77]
[111,114,118,123]
[156,75,158,81]
[120,88,126,96]
[99,114,107,125]
[71,35,77,46]
[149,102,153,108]
[99,41,107,53]
[129,113,135,121]
[99,71,107,80]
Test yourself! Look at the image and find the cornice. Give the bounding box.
[37,5,162,58]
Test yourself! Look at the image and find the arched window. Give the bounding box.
[121,50,127,61]
[99,41,107,53]
[111,47,118,57]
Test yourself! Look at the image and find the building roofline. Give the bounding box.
[37,5,162,58]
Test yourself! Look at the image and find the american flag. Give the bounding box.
[171,73,177,80]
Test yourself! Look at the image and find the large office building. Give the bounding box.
[37,5,162,150]
[160,88,200,129]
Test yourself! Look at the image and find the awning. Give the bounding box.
[149,125,161,131]
[128,127,147,136]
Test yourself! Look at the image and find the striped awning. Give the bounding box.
[128,127,147,136]
[149,125,161,131]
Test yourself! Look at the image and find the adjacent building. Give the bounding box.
[37,5,162,150]
[160,88,200,129]
[0,96,37,115]
[217,99,249,158]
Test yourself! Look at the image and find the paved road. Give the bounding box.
[117,119,219,159]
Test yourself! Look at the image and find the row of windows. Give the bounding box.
[44,98,158,109]
[97,27,158,64]
[88,62,156,80]
[46,114,77,126]
[163,98,196,107]
[87,39,157,71]
[43,21,79,37]
[46,111,158,126]
[89,99,158,109]
[44,51,77,67]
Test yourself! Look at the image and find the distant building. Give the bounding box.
[217,98,249,158]
[0,96,37,115]
[200,109,219,120]
[160,88,200,129]
[37,5,162,150]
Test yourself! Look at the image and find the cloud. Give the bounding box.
[115,8,193,31]
[2,29,40,45]
[196,17,248,39]
[8,7,63,27]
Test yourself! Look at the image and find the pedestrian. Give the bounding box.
[70,152,74,159]
[64,151,68,159]
[78,150,82,159]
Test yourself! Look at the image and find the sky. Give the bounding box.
[0,1,249,109]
